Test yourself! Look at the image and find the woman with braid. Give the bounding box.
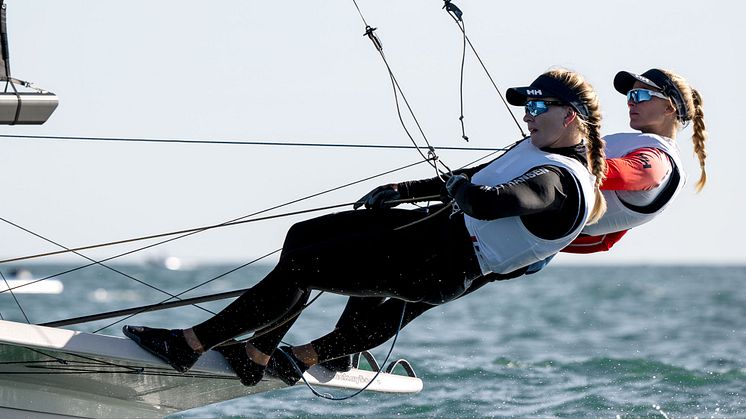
[123,68,608,386]
[563,68,707,253]
[261,67,708,385]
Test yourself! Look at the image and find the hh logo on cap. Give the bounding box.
[527,89,542,95]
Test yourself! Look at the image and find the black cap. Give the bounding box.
[614,69,689,122]
[506,74,590,120]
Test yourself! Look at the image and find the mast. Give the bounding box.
[0,0,59,125]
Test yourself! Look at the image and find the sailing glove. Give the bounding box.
[445,173,470,198]
[354,185,401,210]
[444,173,475,214]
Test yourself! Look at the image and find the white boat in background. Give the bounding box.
[144,255,195,271]
[1,268,64,294]
[0,320,423,418]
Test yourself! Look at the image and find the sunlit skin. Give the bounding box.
[184,320,313,367]
[628,81,678,139]
[523,97,583,149]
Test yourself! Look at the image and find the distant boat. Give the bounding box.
[1,268,64,294]
[144,255,194,271]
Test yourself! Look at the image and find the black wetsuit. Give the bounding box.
[192,141,589,357]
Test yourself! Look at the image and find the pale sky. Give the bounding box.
[1,0,744,266]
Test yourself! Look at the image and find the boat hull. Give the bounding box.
[0,320,422,418]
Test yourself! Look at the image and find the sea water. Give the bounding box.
[1,263,744,418]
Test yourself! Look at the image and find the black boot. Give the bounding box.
[266,345,310,386]
[319,355,353,372]
[214,341,266,386]
[122,326,200,373]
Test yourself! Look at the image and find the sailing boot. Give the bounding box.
[214,341,266,386]
[266,345,310,386]
[122,325,200,373]
[319,355,353,372]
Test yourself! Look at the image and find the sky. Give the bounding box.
[1,0,744,267]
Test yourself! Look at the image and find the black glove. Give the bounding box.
[445,173,470,198]
[353,185,401,210]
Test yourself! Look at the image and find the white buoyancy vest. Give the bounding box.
[464,139,596,274]
[582,132,686,236]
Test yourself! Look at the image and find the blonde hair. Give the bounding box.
[660,69,708,192]
[544,68,607,224]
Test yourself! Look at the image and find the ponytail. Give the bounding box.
[544,68,607,224]
[585,121,607,224]
[662,69,708,192]
[690,89,708,191]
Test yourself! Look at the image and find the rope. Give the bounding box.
[0,217,218,316]
[0,157,434,266]
[0,270,30,323]
[442,1,527,139]
[352,0,451,179]
[90,249,282,333]
[443,1,469,142]
[0,133,507,151]
[282,300,408,401]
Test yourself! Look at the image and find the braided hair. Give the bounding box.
[661,69,708,192]
[544,68,607,224]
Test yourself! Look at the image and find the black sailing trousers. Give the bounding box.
[192,206,482,349]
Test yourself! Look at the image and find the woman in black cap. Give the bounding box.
[122,68,608,386]
[561,68,707,254]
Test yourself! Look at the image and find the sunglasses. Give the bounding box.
[524,100,566,117]
[627,88,669,104]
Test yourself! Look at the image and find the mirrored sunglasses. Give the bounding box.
[627,88,669,104]
[525,100,565,117]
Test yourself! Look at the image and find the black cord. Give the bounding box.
[0,270,30,323]
[282,300,408,400]
[0,133,504,151]
[442,1,527,139]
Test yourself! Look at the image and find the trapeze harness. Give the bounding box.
[464,139,596,274]
[582,132,686,236]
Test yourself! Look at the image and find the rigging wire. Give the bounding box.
[0,133,505,152]
[443,0,469,142]
[442,1,527,139]
[90,249,282,333]
[0,270,30,323]
[0,159,434,267]
[0,217,218,316]
[351,0,452,179]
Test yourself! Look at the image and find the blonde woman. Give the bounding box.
[563,68,707,253]
[123,69,607,386]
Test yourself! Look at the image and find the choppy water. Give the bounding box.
[1,263,744,418]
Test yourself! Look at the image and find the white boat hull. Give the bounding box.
[0,278,63,294]
[0,320,423,418]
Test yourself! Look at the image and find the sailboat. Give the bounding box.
[0,319,422,418]
[0,1,422,417]
[0,268,63,294]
